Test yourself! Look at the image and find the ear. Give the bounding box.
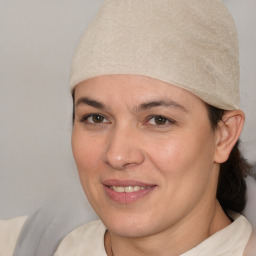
[214,110,245,164]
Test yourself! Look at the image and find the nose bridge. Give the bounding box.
[103,123,145,169]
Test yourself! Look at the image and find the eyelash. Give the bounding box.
[146,115,176,127]
[79,114,176,127]
[80,114,109,125]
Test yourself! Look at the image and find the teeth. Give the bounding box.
[112,186,146,193]
[114,186,125,192]
[125,186,134,193]
[133,186,140,192]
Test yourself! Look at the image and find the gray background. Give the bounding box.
[0,0,255,223]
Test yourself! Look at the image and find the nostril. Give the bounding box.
[104,149,145,170]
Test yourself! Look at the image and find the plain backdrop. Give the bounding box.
[0,0,255,226]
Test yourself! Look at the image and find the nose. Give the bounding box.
[103,125,145,170]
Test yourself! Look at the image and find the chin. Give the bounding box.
[100,211,159,238]
[109,223,153,238]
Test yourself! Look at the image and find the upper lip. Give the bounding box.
[102,179,156,187]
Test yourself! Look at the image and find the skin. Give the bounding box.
[72,74,244,256]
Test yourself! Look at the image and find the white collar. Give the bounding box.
[55,214,252,256]
[182,213,252,256]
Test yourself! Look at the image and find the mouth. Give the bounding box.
[110,185,147,193]
[102,179,157,204]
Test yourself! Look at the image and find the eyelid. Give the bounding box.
[78,113,175,127]
[79,113,110,124]
[146,115,176,126]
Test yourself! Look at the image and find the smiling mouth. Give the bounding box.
[103,180,156,204]
[110,185,147,193]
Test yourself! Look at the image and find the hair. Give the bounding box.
[72,90,250,213]
[206,105,251,214]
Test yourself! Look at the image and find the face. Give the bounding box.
[72,75,220,238]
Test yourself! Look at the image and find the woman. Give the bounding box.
[1,0,255,255]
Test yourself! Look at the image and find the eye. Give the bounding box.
[147,115,175,126]
[80,114,109,124]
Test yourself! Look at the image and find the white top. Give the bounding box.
[55,214,253,256]
[0,216,27,256]
[0,214,254,256]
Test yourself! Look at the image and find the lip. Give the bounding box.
[102,179,157,204]
[103,179,154,187]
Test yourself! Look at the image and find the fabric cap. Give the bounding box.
[70,0,240,110]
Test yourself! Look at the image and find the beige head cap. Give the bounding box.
[70,0,240,110]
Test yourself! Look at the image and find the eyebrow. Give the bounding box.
[135,100,188,113]
[76,97,107,109]
[75,96,187,113]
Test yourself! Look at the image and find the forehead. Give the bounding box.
[74,75,206,111]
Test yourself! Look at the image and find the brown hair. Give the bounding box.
[206,105,250,213]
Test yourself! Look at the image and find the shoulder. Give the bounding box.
[182,213,252,256]
[0,216,28,256]
[231,213,256,256]
[55,219,107,256]
[243,228,256,256]
[60,219,106,239]
[244,176,256,228]
[243,175,256,255]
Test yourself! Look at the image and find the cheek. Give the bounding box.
[146,132,217,222]
[72,130,102,169]
[71,130,111,215]
[147,136,187,178]
[71,130,103,193]
[147,130,215,189]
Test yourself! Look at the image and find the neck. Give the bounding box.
[104,200,231,256]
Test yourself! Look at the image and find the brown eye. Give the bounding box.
[147,115,175,126]
[154,116,167,125]
[80,114,108,124]
[91,114,105,123]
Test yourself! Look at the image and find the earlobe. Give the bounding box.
[214,110,245,163]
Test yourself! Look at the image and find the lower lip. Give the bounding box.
[103,186,156,204]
